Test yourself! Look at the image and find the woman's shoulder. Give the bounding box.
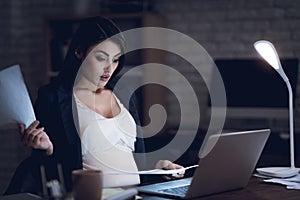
[38,83,55,94]
[38,80,69,96]
[36,81,72,105]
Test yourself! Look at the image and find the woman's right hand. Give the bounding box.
[19,120,53,156]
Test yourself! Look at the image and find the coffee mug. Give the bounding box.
[72,169,103,200]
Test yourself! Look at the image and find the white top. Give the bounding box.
[74,93,140,187]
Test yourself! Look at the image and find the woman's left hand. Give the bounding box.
[155,160,185,179]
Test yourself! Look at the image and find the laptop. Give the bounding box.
[137,129,270,199]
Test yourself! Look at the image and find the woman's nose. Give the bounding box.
[104,62,112,72]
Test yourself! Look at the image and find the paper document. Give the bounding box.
[102,188,138,200]
[263,173,300,190]
[105,164,198,175]
[0,65,36,128]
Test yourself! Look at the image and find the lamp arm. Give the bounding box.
[285,80,295,169]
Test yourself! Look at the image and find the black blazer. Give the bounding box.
[5,80,146,195]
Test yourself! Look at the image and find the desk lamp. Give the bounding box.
[254,40,298,178]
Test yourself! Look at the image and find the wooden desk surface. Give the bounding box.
[141,177,300,200]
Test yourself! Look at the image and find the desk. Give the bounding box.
[141,177,300,200]
[1,177,299,200]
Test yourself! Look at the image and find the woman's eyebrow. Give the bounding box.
[114,52,121,58]
[94,50,121,58]
[94,50,109,57]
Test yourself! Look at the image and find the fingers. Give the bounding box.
[20,120,39,140]
[156,160,172,169]
[167,163,183,170]
[156,160,183,169]
[160,160,183,170]
[162,171,184,180]
[172,170,185,178]
[24,127,45,146]
[26,120,40,135]
[31,130,48,147]
[21,120,44,147]
[156,160,185,179]
[18,120,52,155]
[32,131,43,145]
[168,164,185,178]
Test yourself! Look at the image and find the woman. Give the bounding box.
[5,16,183,195]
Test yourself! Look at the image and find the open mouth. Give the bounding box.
[100,74,110,81]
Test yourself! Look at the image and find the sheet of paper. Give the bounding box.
[102,188,138,200]
[102,188,124,200]
[263,173,300,190]
[280,174,300,183]
[105,164,198,175]
[264,178,300,190]
[0,65,36,128]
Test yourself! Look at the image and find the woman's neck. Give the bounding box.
[74,76,105,93]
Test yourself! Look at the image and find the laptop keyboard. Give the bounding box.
[159,185,189,196]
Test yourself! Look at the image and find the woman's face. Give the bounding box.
[79,40,121,89]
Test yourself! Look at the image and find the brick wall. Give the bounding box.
[152,0,300,132]
[1,0,300,194]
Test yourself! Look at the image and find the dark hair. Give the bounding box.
[58,16,125,89]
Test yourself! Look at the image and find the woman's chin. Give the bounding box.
[94,85,106,93]
[97,81,108,89]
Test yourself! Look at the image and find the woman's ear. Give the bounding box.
[75,48,84,60]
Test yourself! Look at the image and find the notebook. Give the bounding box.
[137,129,270,199]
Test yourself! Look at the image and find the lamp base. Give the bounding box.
[256,167,299,178]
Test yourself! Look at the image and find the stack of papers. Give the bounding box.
[263,174,300,189]
[254,173,300,190]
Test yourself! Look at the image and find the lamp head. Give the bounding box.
[254,40,289,82]
[254,40,282,70]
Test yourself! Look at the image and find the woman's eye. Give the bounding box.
[113,58,120,63]
[96,57,105,61]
